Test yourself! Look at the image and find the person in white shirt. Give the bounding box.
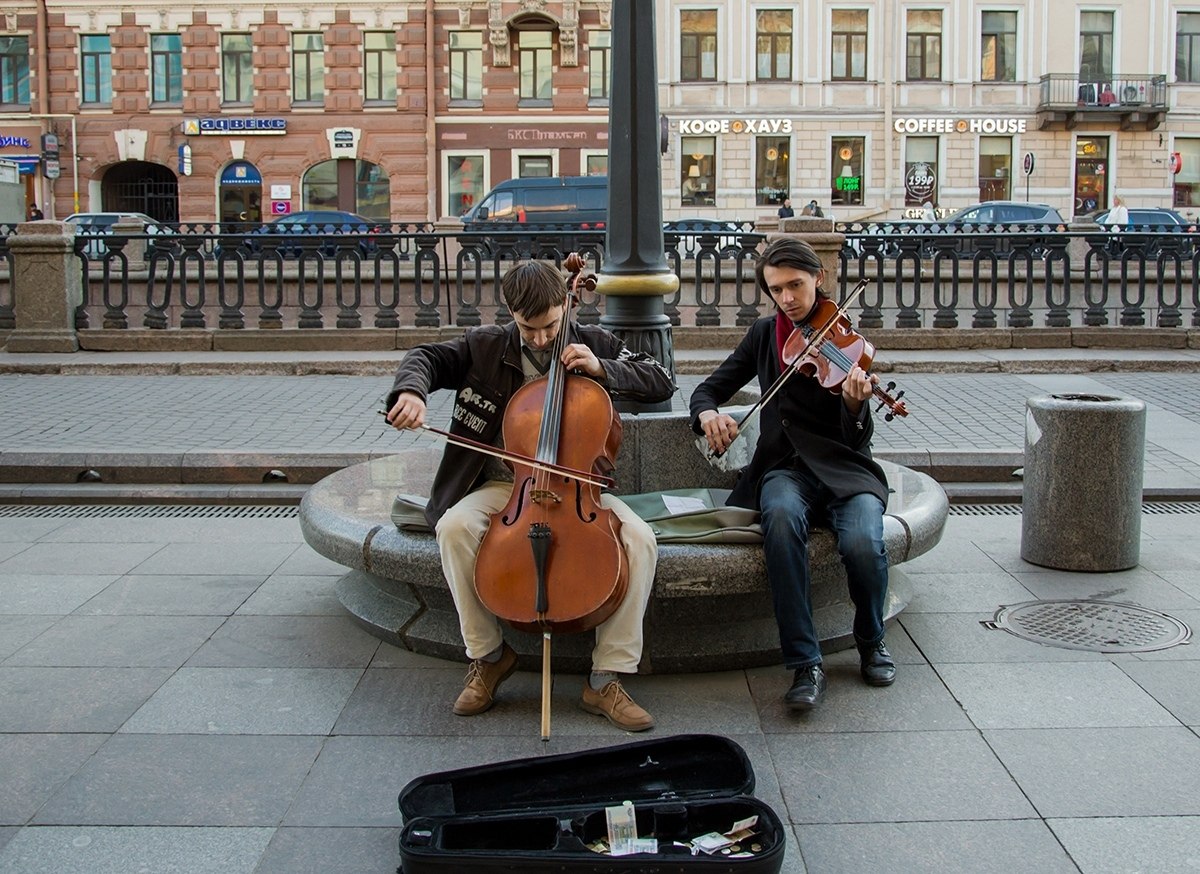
[1104,196,1129,228]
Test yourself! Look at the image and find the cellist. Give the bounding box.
[384,260,673,731]
[689,237,895,713]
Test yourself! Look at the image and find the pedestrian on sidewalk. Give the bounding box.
[384,259,673,732]
[689,236,895,713]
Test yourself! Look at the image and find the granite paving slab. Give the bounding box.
[36,517,303,545]
[0,667,171,732]
[234,574,345,615]
[0,519,68,542]
[0,615,57,660]
[1010,568,1200,612]
[253,827,401,874]
[767,730,1037,824]
[1048,816,1200,874]
[0,574,119,615]
[0,826,274,874]
[903,571,1037,613]
[33,734,324,826]
[73,574,265,616]
[3,614,225,668]
[126,540,299,576]
[900,613,1112,664]
[795,820,1079,874]
[938,662,1182,729]
[119,667,363,735]
[1118,661,1200,725]
[0,734,107,825]
[984,727,1200,818]
[0,541,163,576]
[183,615,380,668]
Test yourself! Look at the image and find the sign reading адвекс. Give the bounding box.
[893,117,1028,134]
[182,118,288,136]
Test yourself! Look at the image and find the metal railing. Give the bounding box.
[1038,73,1168,109]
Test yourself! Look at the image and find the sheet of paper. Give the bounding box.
[662,494,708,514]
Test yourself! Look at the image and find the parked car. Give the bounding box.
[939,201,1065,226]
[233,209,382,259]
[64,212,176,259]
[1091,207,1196,258]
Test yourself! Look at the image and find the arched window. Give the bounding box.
[302,159,391,220]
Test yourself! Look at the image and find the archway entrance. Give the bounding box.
[102,161,178,222]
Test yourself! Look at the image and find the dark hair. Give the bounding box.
[754,237,830,301]
[500,261,567,317]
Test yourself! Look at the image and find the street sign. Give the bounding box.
[42,157,60,180]
[271,200,291,215]
[1022,152,1035,176]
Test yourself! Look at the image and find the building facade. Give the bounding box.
[3,0,1199,225]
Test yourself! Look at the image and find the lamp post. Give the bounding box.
[595,0,678,413]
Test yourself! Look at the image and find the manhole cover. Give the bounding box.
[987,600,1192,653]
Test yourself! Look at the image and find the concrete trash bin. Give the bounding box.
[1021,393,1145,571]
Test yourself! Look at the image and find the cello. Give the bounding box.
[473,253,629,740]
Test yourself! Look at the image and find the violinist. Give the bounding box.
[689,237,894,711]
[384,260,673,731]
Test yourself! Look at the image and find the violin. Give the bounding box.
[472,253,628,740]
[782,295,909,421]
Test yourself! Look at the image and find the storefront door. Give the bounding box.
[219,161,263,230]
[1073,137,1109,216]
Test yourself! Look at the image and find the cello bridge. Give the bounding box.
[530,489,562,504]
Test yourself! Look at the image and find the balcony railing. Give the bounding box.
[1037,73,1168,130]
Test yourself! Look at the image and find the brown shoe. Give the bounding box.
[580,679,655,732]
[453,643,518,716]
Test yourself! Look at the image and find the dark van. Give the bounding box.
[460,176,607,230]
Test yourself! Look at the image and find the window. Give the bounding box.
[831,137,864,206]
[681,136,716,204]
[449,31,482,101]
[831,10,867,81]
[681,10,717,81]
[364,32,396,103]
[222,34,253,104]
[979,137,1012,201]
[0,37,29,106]
[588,30,610,100]
[981,11,1016,82]
[906,10,942,81]
[756,10,792,81]
[518,30,553,102]
[518,155,553,177]
[1173,139,1200,207]
[1177,13,1200,82]
[903,137,938,206]
[151,34,182,104]
[1079,11,1113,82]
[301,158,390,219]
[80,35,112,106]
[448,154,485,216]
[292,33,324,104]
[756,137,789,206]
[584,153,608,176]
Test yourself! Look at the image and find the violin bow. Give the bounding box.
[711,279,869,458]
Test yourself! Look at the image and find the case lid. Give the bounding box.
[398,734,755,822]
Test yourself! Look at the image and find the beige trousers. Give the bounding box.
[434,480,656,673]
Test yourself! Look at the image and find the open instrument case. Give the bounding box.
[397,733,785,873]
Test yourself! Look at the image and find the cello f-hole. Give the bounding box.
[574,480,598,524]
[501,477,534,526]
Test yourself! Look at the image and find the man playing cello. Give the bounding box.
[689,237,895,712]
[384,260,673,731]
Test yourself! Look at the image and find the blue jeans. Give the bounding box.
[759,466,889,669]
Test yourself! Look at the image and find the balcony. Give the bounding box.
[1036,73,1167,131]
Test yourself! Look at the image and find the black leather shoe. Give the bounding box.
[784,665,826,711]
[858,640,896,687]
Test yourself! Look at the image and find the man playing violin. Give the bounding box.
[384,260,674,731]
[689,237,894,711]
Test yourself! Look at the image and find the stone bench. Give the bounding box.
[299,410,948,673]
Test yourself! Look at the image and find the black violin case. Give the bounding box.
[397,733,785,873]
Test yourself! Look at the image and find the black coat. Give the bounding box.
[388,321,675,526]
[689,316,888,511]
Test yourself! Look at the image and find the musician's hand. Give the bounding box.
[843,365,876,414]
[561,343,605,380]
[386,391,427,430]
[699,409,739,454]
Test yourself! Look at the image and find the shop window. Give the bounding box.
[979,137,1012,202]
[981,11,1017,82]
[302,159,390,220]
[221,34,253,105]
[1177,13,1200,83]
[151,34,182,105]
[448,154,485,217]
[588,30,610,101]
[756,10,792,82]
[1079,11,1113,83]
[449,31,482,101]
[518,155,553,177]
[292,33,325,105]
[1173,140,1200,208]
[831,10,867,81]
[80,35,112,106]
[681,10,717,82]
[0,37,30,106]
[1073,137,1109,216]
[364,32,396,104]
[830,137,864,206]
[903,136,938,207]
[756,137,789,206]
[584,153,608,176]
[518,30,553,104]
[906,10,942,81]
[681,136,716,205]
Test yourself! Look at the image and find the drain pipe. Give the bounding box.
[425,0,437,222]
